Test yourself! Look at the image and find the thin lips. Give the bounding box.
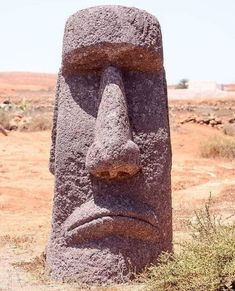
[64,199,159,233]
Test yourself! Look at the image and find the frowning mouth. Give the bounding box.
[63,199,160,244]
[67,212,156,232]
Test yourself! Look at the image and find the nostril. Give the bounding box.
[99,171,110,179]
[86,140,141,180]
[117,171,130,178]
[92,168,139,180]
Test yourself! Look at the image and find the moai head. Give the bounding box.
[46,5,172,284]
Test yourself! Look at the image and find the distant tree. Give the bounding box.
[176,78,189,89]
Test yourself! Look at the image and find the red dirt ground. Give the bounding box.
[0,73,235,290]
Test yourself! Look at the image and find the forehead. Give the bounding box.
[62,6,163,75]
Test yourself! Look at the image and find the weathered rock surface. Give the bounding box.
[46,5,172,284]
[180,115,222,127]
[62,5,163,75]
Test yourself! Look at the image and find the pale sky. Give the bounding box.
[0,0,234,83]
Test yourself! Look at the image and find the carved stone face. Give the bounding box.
[46,6,172,284]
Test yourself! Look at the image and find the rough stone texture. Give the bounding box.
[62,6,163,75]
[46,5,172,284]
[85,66,141,179]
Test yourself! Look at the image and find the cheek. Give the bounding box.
[133,128,171,175]
[56,105,96,159]
[53,107,96,223]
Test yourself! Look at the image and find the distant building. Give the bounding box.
[188,81,223,91]
[167,80,234,100]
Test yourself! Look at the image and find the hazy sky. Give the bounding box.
[0,0,234,83]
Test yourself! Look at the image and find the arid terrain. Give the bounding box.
[0,73,235,290]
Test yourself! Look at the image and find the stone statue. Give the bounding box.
[46,5,172,284]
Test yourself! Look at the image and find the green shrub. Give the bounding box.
[200,135,235,160]
[143,198,235,291]
[19,97,29,112]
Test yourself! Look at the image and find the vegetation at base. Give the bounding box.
[142,198,235,291]
[200,135,235,160]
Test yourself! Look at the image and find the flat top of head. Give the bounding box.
[62,6,163,75]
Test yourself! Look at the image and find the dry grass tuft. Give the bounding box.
[0,109,52,132]
[142,198,235,291]
[13,252,46,281]
[0,234,35,248]
[200,135,235,160]
[24,114,52,131]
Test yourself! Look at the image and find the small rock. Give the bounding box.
[209,120,217,126]
[228,117,235,124]
[180,116,196,124]
[214,118,222,124]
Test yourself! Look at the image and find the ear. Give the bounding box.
[49,70,61,175]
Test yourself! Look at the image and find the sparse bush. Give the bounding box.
[19,97,29,112]
[24,114,52,131]
[0,109,52,132]
[176,78,189,89]
[200,135,235,160]
[142,198,235,291]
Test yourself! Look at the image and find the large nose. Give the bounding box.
[85,66,141,180]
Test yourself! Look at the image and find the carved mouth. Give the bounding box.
[64,199,160,244]
[67,211,156,232]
